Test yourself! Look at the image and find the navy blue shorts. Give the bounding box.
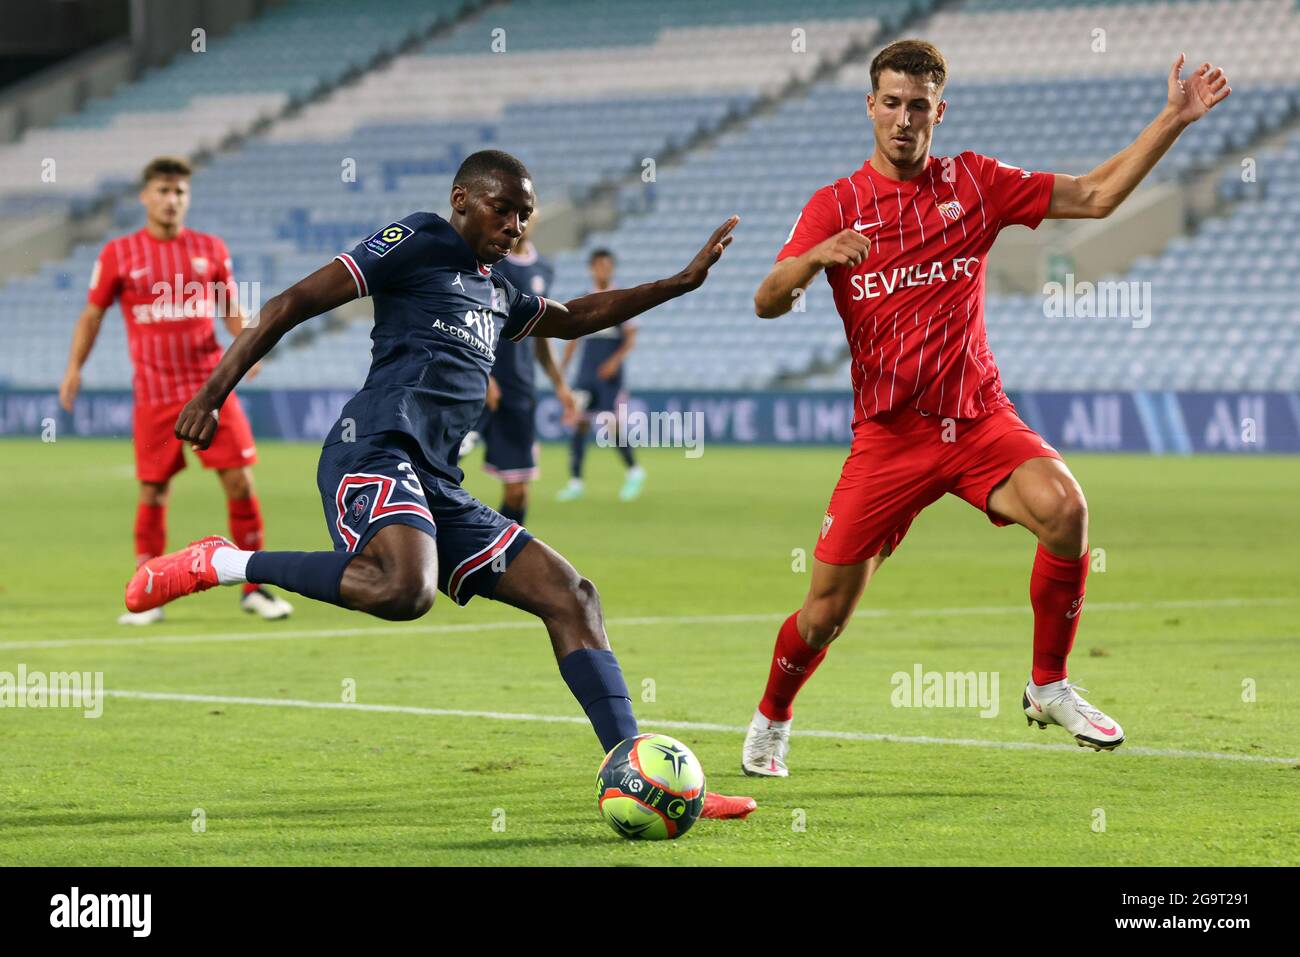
[316,432,532,605]
[479,400,539,482]
[575,376,625,415]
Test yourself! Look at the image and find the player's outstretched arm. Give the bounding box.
[754,229,870,319]
[1048,54,1231,219]
[175,259,358,449]
[529,215,738,340]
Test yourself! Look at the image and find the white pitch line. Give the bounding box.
[99,689,1300,766]
[1,597,1292,652]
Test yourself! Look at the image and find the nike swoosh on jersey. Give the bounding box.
[852,220,883,232]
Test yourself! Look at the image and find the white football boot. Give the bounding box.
[1023,679,1125,751]
[241,586,294,620]
[117,607,164,626]
[741,709,792,777]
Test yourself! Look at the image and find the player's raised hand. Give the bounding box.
[1167,53,1230,124]
[811,228,872,269]
[175,395,220,451]
[677,214,739,291]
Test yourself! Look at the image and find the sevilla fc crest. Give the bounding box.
[936,200,963,222]
[821,512,834,539]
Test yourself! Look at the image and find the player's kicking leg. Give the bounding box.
[493,538,754,819]
[985,456,1124,751]
[742,552,886,776]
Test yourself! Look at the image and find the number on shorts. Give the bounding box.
[397,462,423,496]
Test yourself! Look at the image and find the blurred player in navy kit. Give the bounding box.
[556,249,645,503]
[462,219,578,525]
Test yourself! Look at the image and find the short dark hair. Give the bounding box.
[588,248,615,265]
[869,39,947,93]
[453,149,531,192]
[141,156,192,185]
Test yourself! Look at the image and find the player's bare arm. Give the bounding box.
[534,337,578,422]
[530,215,738,339]
[59,303,107,411]
[1048,55,1231,219]
[753,229,870,319]
[176,259,358,449]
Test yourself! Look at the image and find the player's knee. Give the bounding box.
[502,484,528,510]
[1046,490,1088,551]
[139,482,169,506]
[801,598,851,649]
[571,575,601,619]
[371,565,437,621]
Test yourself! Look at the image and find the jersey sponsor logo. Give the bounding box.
[935,200,963,222]
[849,256,981,301]
[363,222,414,257]
[852,219,883,232]
[996,160,1031,178]
[130,267,149,280]
[451,273,465,291]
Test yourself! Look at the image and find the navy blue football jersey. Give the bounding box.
[491,246,555,401]
[328,212,547,482]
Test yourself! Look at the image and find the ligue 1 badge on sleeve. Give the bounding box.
[364,222,413,257]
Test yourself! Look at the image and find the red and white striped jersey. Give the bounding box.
[778,151,1054,424]
[87,227,237,406]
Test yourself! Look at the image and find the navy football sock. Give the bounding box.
[559,648,638,753]
[499,502,526,525]
[569,426,587,479]
[615,427,636,468]
[246,551,355,607]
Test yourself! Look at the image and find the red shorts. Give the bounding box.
[133,393,257,484]
[813,404,1062,565]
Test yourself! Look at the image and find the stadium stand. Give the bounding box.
[0,0,1297,396]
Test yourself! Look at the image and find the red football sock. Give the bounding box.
[228,496,264,596]
[134,503,166,567]
[758,611,828,722]
[1030,543,1089,685]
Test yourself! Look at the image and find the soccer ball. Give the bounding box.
[596,733,705,840]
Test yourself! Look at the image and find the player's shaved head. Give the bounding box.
[453,150,532,195]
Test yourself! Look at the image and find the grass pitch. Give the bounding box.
[1,436,1297,865]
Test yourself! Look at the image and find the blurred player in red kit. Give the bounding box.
[60,156,293,624]
[741,41,1230,773]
